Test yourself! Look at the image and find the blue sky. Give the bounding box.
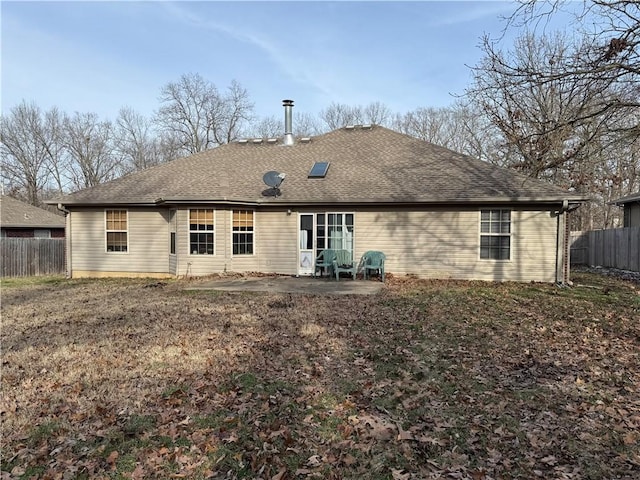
[1,1,572,121]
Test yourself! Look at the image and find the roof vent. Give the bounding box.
[238,139,248,144]
[283,99,294,146]
[267,138,278,144]
[362,124,372,129]
[308,161,330,178]
[300,137,311,143]
[345,125,355,130]
[252,138,263,144]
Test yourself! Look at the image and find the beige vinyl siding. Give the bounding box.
[69,205,560,281]
[176,209,294,276]
[355,208,558,282]
[256,211,298,274]
[177,208,222,276]
[70,208,170,276]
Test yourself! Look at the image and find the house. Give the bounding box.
[1,195,65,238]
[614,192,640,227]
[49,101,588,283]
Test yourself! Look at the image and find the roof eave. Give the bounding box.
[50,195,590,208]
[1,223,65,229]
[259,196,590,206]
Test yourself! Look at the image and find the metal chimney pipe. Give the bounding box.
[282,99,294,146]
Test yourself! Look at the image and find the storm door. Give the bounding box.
[298,214,314,275]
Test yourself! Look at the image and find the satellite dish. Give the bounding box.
[263,171,286,188]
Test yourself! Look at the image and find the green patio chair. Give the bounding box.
[361,250,386,282]
[333,249,357,281]
[314,249,336,278]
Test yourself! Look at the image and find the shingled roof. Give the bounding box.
[53,126,587,207]
[1,195,65,228]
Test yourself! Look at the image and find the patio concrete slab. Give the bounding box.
[185,275,385,295]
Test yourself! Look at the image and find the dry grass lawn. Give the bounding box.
[1,273,639,479]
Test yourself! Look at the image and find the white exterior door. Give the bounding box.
[298,214,314,275]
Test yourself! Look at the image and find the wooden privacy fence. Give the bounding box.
[570,227,640,272]
[1,238,66,277]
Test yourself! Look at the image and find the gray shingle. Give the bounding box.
[53,126,587,206]
[1,196,65,228]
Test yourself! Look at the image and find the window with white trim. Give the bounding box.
[106,210,128,252]
[233,210,254,255]
[315,213,354,260]
[189,209,214,254]
[480,210,511,260]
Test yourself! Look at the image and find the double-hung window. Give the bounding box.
[106,210,128,252]
[233,210,254,255]
[189,209,214,254]
[480,210,511,260]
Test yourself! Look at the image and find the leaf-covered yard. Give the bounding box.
[1,273,639,479]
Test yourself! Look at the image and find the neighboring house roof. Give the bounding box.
[1,195,66,228]
[613,192,640,205]
[51,126,588,207]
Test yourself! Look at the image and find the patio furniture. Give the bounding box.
[333,249,357,281]
[314,249,337,278]
[361,250,386,282]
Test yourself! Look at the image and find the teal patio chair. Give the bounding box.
[314,249,337,278]
[333,249,357,281]
[361,250,386,282]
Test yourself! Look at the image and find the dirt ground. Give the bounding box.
[1,273,639,479]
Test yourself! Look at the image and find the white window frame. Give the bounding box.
[231,209,255,256]
[105,209,129,254]
[188,208,216,255]
[315,212,355,260]
[479,209,512,261]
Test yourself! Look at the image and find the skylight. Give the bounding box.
[308,162,330,178]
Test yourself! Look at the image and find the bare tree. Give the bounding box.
[393,107,458,145]
[362,101,392,126]
[319,101,392,130]
[217,80,254,144]
[502,1,639,135]
[39,107,68,195]
[392,102,502,163]
[294,112,324,137]
[466,27,639,229]
[63,112,121,189]
[248,115,282,139]
[155,74,253,155]
[0,101,52,205]
[320,103,362,130]
[467,33,615,179]
[116,107,166,172]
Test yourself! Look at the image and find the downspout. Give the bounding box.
[554,200,569,286]
[57,203,71,279]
